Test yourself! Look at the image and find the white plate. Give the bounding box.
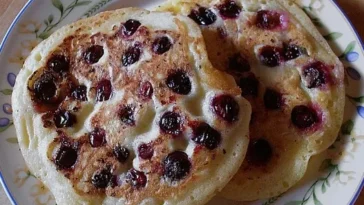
[0,0,363,204]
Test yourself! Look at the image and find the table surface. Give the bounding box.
[0,0,364,204]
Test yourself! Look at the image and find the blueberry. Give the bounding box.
[258,46,283,67]
[126,169,147,188]
[83,45,104,64]
[302,62,328,89]
[71,85,87,101]
[264,88,282,110]
[138,143,154,160]
[211,95,239,122]
[248,139,272,164]
[121,19,141,37]
[238,75,259,97]
[256,10,283,30]
[166,70,191,95]
[192,122,221,150]
[55,144,78,169]
[152,36,172,55]
[96,79,112,102]
[217,0,242,19]
[163,151,191,181]
[188,7,217,26]
[89,128,106,147]
[91,169,113,189]
[119,105,135,126]
[291,105,319,129]
[47,55,69,73]
[122,44,142,67]
[113,145,129,163]
[53,110,76,128]
[159,112,182,136]
[138,81,153,100]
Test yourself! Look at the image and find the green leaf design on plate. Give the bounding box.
[262,194,283,205]
[73,1,92,7]
[341,120,354,135]
[48,14,54,23]
[38,31,52,40]
[313,192,323,205]
[311,18,324,27]
[321,182,327,193]
[6,138,18,144]
[0,89,13,95]
[0,122,13,133]
[284,201,302,205]
[36,0,92,40]
[52,0,64,14]
[347,95,364,103]
[324,32,343,41]
[325,179,330,187]
[83,0,113,18]
[339,41,356,59]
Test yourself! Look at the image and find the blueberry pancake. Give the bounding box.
[12,8,252,205]
[158,0,345,201]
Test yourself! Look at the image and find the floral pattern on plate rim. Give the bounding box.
[0,0,363,205]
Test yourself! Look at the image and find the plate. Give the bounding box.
[0,0,363,204]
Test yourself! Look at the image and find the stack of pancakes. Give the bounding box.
[12,0,344,204]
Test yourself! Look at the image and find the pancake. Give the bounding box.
[158,0,345,201]
[12,8,252,205]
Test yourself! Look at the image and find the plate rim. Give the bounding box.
[0,0,363,205]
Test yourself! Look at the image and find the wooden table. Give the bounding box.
[0,0,363,204]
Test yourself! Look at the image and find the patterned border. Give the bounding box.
[0,1,33,204]
[0,0,363,205]
[330,2,364,204]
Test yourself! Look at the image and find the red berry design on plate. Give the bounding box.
[122,43,142,67]
[126,169,147,188]
[247,138,272,164]
[89,128,106,147]
[83,45,104,64]
[71,85,87,101]
[166,70,192,95]
[188,7,217,26]
[113,145,130,163]
[291,105,319,129]
[159,111,182,136]
[53,110,76,128]
[212,95,239,123]
[302,61,329,89]
[138,143,154,160]
[256,10,286,30]
[264,88,283,110]
[121,19,141,37]
[47,54,69,74]
[258,46,283,67]
[96,79,112,102]
[192,122,221,150]
[217,0,242,19]
[163,151,191,181]
[152,36,173,55]
[91,168,113,189]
